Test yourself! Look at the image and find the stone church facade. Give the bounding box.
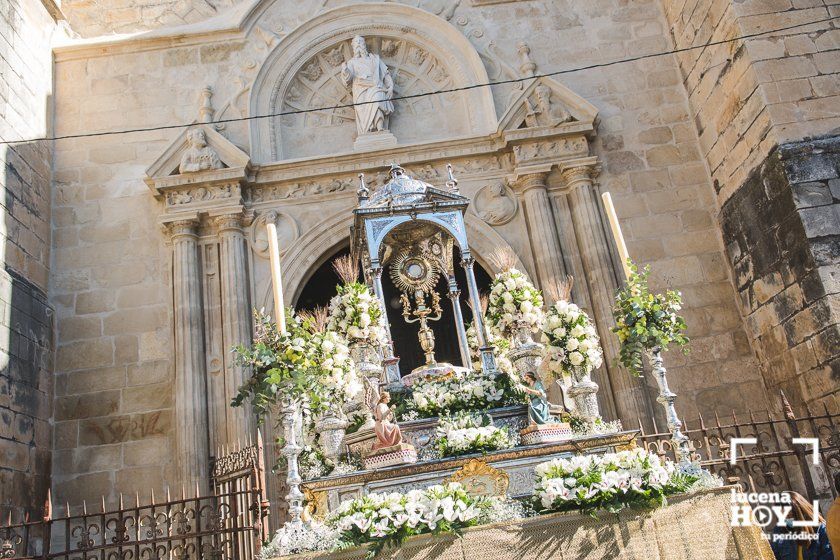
[1,0,837,521]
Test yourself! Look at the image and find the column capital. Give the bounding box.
[514,172,550,194]
[210,211,246,234]
[162,218,200,240]
[559,163,601,189]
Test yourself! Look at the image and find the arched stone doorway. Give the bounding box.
[295,245,492,372]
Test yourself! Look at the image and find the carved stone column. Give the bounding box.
[167,218,210,492]
[562,164,652,428]
[212,211,254,445]
[518,173,568,301]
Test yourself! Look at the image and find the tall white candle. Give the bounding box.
[266,222,287,335]
[601,192,633,280]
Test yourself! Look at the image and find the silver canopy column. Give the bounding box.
[461,253,498,376]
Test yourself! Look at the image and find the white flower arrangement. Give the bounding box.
[327,282,387,346]
[435,412,512,457]
[571,418,623,437]
[312,329,363,405]
[330,483,491,553]
[408,369,506,418]
[486,269,545,338]
[541,299,603,380]
[534,448,698,514]
[260,521,338,558]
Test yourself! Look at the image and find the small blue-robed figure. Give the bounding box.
[522,371,552,425]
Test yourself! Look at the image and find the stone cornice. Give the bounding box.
[51,0,261,61]
[150,128,598,220]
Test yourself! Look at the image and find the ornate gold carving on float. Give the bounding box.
[302,488,329,522]
[447,459,510,497]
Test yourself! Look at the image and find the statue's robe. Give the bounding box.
[342,53,394,135]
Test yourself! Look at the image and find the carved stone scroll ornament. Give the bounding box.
[165,183,238,207]
[179,128,224,174]
[248,211,299,259]
[513,137,588,164]
[473,179,517,225]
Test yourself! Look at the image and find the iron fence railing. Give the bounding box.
[639,392,840,500]
[1,436,269,560]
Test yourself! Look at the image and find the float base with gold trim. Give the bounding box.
[519,422,574,445]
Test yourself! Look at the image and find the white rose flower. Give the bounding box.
[569,351,584,366]
[565,338,579,351]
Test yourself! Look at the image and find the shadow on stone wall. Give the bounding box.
[0,139,55,522]
[719,134,840,408]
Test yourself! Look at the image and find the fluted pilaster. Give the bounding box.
[213,212,254,445]
[518,173,568,302]
[168,218,210,492]
[562,165,652,428]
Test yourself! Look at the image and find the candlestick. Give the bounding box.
[601,191,632,280]
[266,222,286,334]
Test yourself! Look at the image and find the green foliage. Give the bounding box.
[611,261,689,376]
[231,309,359,419]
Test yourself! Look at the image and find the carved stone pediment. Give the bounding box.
[498,77,598,137]
[145,124,252,216]
[145,124,251,188]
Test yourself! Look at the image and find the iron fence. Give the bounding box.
[639,392,840,500]
[1,437,269,560]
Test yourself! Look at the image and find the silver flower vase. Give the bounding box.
[567,366,601,425]
[315,411,348,462]
[508,319,543,377]
[646,345,695,468]
[348,341,383,430]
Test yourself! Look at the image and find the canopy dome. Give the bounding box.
[367,164,433,207]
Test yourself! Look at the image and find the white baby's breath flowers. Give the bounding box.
[261,521,338,558]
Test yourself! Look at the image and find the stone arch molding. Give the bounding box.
[249,3,496,163]
[271,207,524,309]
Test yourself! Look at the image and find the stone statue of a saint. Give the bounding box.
[179,129,223,174]
[525,84,572,128]
[341,36,395,135]
[371,391,403,451]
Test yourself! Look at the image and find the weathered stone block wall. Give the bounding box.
[662,0,839,202]
[662,0,839,409]
[0,0,56,521]
[49,0,761,505]
[719,136,839,407]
